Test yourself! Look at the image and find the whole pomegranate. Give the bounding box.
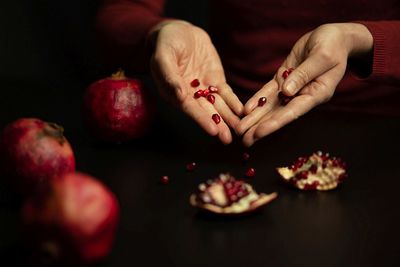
[22,172,119,265]
[0,118,75,194]
[83,69,153,143]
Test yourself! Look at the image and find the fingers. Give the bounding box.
[217,83,244,117]
[279,51,337,97]
[243,80,279,115]
[182,98,220,137]
[236,91,279,135]
[196,97,233,144]
[213,94,241,129]
[243,95,316,147]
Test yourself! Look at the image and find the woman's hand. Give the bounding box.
[236,23,373,146]
[149,20,244,144]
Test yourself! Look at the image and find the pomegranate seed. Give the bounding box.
[303,181,319,190]
[160,175,169,184]
[309,164,318,174]
[258,97,267,107]
[202,89,210,97]
[194,90,203,99]
[242,152,250,161]
[208,86,218,93]
[212,114,221,124]
[282,70,289,79]
[282,68,294,79]
[296,171,309,180]
[207,94,215,104]
[245,167,255,177]
[190,79,200,87]
[186,162,197,171]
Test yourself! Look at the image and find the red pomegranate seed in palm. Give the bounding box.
[245,167,255,177]
[160,175,169,184]
[190,79,200,87]
[212,114,221,124]
[282,70,290,79]
[258,97,267,107]
[186,162,197,171]
[282,68,294,79]
[208,86,218,93]
[207,94,215,104]
[194,90,203,99]
[202,89,210,97]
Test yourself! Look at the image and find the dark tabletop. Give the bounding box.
[1,76,400,267]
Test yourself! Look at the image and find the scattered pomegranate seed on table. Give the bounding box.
[245,167,256,177]
[242,152,250,161]
[190,79,200,87]
[186,162,197,172]
[160,175,169,184]
[258,97,267,107]
[212,114,221,124]
[207,94,216,104]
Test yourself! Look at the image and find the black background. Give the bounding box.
[1,1,400,267]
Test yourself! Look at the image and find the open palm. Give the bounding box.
[150,21,243,144]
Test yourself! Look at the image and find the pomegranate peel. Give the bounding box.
[276,151,347,191]
[190,173,277,215]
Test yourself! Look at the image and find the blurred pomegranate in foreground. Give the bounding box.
[83,69,153,143]
[0,118,75,194]
[22,172,119,265]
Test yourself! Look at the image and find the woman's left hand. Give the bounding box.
[236,23,373,146]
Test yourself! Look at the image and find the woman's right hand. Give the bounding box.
[149,20,244,144]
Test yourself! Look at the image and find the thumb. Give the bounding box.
[281,53,334,96]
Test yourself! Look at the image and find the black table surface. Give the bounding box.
[1,78,400,267]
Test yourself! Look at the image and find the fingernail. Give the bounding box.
[285,80,297,95]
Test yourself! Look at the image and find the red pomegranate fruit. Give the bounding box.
[0,118,75,194]
[22,172,119,264]
[83,69,153,143]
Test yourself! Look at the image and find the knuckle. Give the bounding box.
[287,108,299,121]
[295,68,310,85]
[318,48,336,66]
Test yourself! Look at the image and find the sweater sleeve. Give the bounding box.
[354,21,400,84]
[95,0,166,73]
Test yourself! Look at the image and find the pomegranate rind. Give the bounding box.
[190,192,277,215]
[190,173,277,215]
[277,152,347,191]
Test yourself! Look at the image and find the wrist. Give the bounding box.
[342,22,374,57]
[146,20,192,51]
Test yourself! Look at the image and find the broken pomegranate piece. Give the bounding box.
[190,173,277,215]
[276,151,347,191]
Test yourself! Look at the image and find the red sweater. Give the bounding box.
[96,0,400,115]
